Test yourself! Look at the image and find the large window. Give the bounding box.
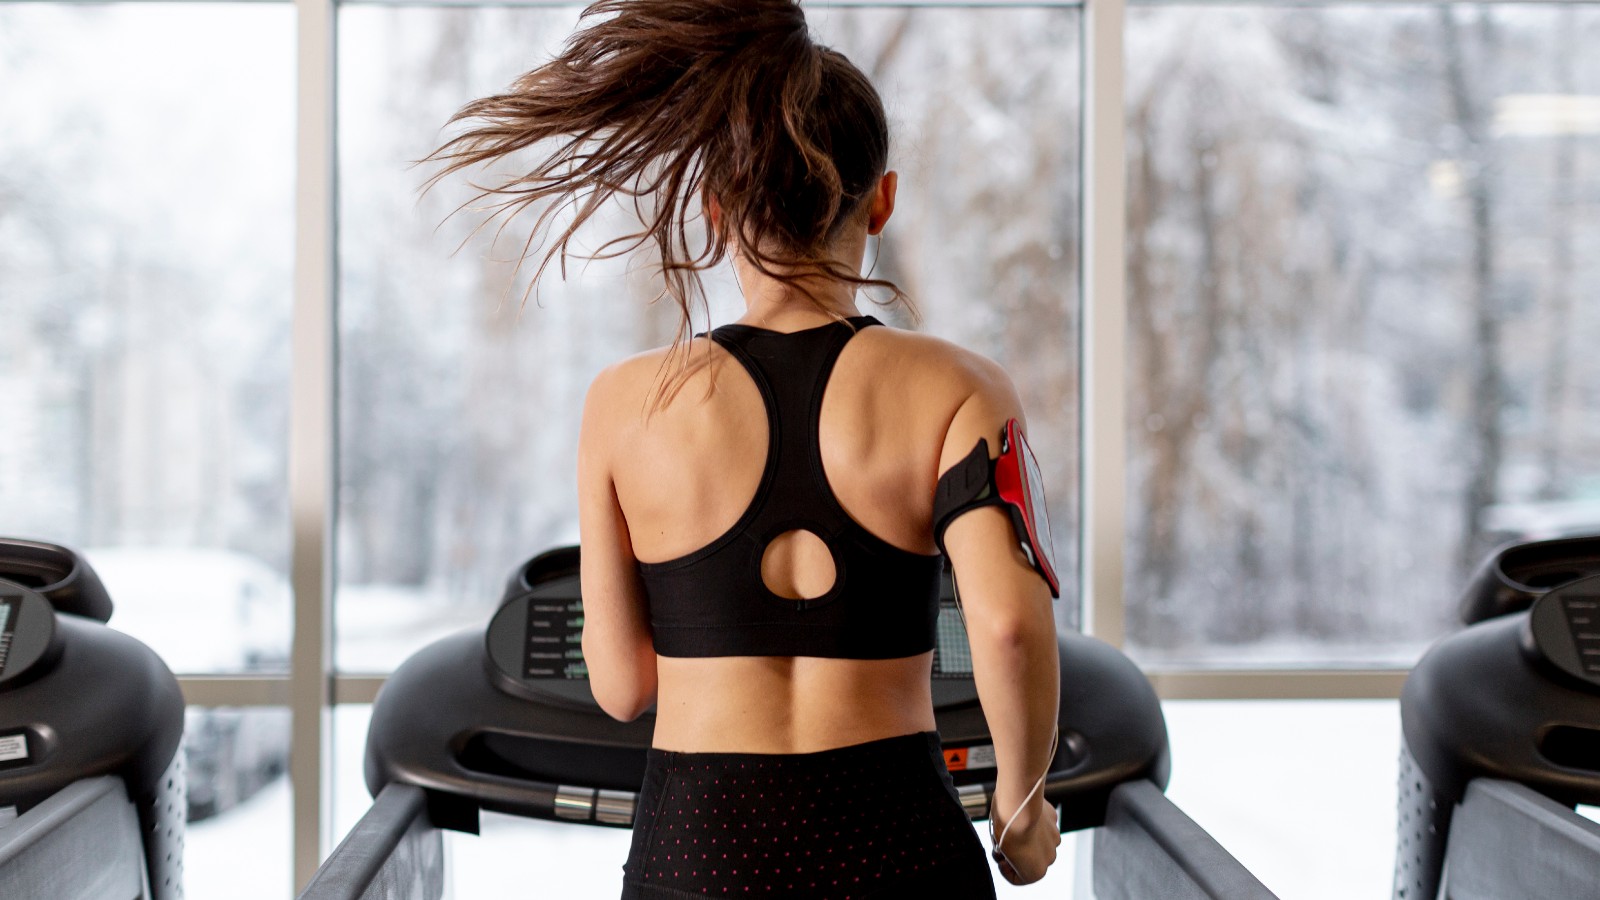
[335,3,1083,673]
[11,0,1597,891]
[0,5,295,896]
[0,3,294,668]
[1124,5,1600,667]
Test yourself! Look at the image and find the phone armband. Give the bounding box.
[932,419,1060,598]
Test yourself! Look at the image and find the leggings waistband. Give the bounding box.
[645,730,942,766]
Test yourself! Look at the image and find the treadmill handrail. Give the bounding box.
[0,776,131,861]
[297,784,443,900]
[0,776,148,900]
[1443,778,1600,900]
[1093,779,1280,900]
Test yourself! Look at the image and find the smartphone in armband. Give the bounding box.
[933,418,1060,599]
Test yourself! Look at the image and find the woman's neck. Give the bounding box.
[737,288,862,330]
[731,242,867,329]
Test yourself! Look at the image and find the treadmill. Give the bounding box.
[0,538,187,900]
[302,545,1277,899]
[1395,534,1600,900]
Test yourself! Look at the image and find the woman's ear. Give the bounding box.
[866,171,897,236]
[706,194,723,236]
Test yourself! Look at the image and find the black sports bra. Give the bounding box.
[636,315,944,659]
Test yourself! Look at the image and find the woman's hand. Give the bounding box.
[990,793,1061,885]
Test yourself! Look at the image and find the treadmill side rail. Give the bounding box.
[0,776,149,900]
[297,783,443,900]
[1443,779,1600,900]
[1092,779,1280,900]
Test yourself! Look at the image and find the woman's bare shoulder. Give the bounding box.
[583,338,720,417]
[858,325,1015,395]
[856,326,1026,462]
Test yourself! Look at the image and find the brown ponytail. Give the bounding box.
[421,0,904,348]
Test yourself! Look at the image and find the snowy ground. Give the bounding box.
[1161,701,1402,900]
[187,700,1443,899]
[185,772,292,899]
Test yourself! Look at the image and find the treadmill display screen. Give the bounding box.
[1562,592,1600,677]
[0,598,15,675]
[932,600,973,678]
[523,596,588,680]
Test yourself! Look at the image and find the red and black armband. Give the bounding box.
[932,418,1060,598]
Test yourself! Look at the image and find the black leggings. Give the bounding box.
[620,731,997,899]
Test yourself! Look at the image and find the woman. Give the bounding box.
[425,1,1062,895]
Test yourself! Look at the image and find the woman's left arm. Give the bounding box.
[577,366,659,722]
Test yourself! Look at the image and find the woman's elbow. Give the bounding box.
[966,615,1029,654]
[592,680,655,722]
[584,642,658,721]
[965,605,1054,654]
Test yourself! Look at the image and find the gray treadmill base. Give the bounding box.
[297,783,443,900]
[1093,779,1280,900]
[1444,779,1600,900]
[0,776,150,900]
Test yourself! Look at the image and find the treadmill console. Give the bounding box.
[516,590,586,681]
[368,544,1165,832]
[485,577,596,708]
[0,580,58,688]
[1528,575,1600,692]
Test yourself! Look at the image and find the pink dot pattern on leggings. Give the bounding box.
[623,733,985,898]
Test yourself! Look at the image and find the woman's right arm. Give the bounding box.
[577,363,659,723]
[937,357,1062,884]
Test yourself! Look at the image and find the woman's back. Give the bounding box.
[587,312,995,752]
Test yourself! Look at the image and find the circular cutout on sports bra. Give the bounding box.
[759,529,837,600]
